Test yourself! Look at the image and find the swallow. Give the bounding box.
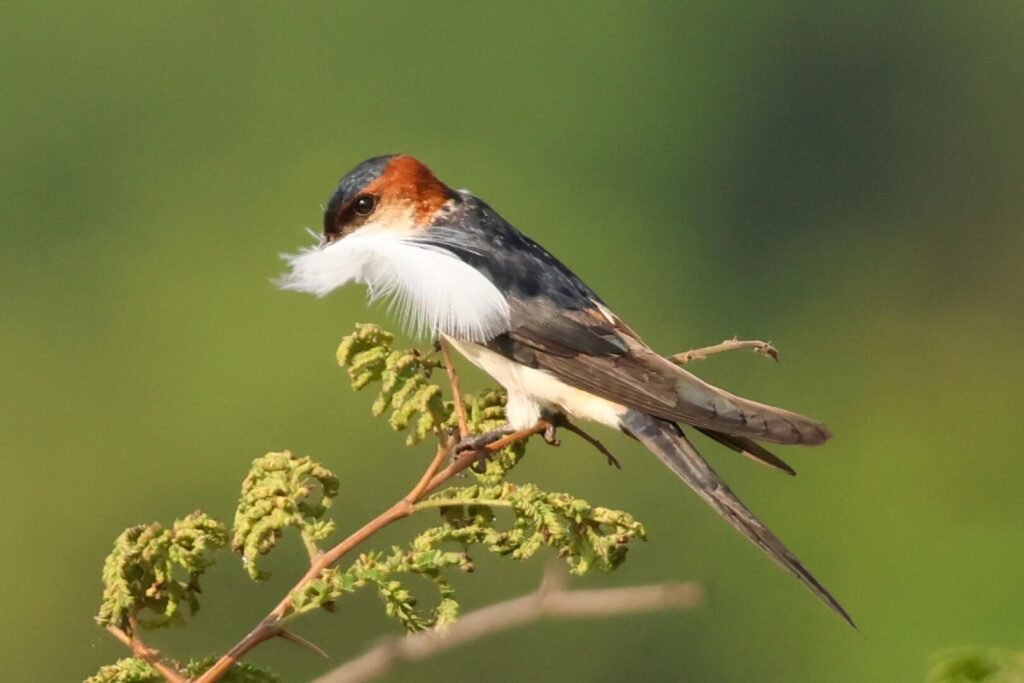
[280,154,853,627]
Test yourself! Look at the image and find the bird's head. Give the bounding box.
[322,155,454,243]
[278,154,510,341]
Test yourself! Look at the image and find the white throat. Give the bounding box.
[278,229,511,342]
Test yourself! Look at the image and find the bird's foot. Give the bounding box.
[542,420,560,446]
[453,426,515,473]
[451,419,582,474]
[454,426,515,453]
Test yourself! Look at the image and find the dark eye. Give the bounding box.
[352,194,378,217]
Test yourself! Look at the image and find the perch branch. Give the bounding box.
[671,338,779,365]
[312,565,703,683]
[192,420,550,683]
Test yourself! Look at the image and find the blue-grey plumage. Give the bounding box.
[281,154,853,627]
[419,190,832,446]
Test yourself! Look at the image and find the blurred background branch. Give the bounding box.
[314,564,703,683]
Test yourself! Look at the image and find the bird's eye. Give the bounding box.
[352,195,378,217]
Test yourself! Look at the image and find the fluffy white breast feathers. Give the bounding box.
[278,230,511,342]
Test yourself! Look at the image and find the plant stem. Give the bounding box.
[192,421,550,683]
[411,498,513,513]
[300,530,322,563]
[106,625,187,683]
[438,339,469,439]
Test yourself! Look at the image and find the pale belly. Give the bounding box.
[444,336,627,430]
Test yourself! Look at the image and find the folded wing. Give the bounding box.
[489,298,831,446]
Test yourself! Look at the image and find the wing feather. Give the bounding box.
[490,300,830,445]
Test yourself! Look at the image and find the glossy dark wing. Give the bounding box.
[517,314,830,444]
[488,297,686,415]
[421,195,831,445]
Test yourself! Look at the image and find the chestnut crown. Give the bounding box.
[323,155,453,241]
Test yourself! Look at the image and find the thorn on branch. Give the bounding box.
[278,629,330,659]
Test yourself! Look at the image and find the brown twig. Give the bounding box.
[106,625,188,683]
[438,339,469,439]
[405,435,450,504]
[671,338,779,365]
[191,420,550,683]
[311,564,703,683]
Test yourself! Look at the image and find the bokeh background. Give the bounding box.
[3,2,1023,681]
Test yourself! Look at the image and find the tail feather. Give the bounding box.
[697,428,796,476]
[623,411,855,628]
[674,369,834,445]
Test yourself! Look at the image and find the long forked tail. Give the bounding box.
[621,410,855,628]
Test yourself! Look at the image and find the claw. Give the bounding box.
[542,423,561,446]
[455,426,514,454]
[452,426,515,472]
[452,419,563,474]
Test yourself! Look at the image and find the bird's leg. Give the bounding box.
[452,426,515,473]
[454,426,515,454]
[453,419,558,473]
[670,338,779,365]
[563,421,622,469]
[454,428,524,475]
[542,413,622,469]
[542,416,560,446]
[454,414,620,470]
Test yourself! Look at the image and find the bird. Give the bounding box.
[280,154,853,627]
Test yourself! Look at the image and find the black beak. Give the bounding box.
[323,190,350,244]
[322,208,344,245]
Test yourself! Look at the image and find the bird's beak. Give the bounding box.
[322,205,342,245]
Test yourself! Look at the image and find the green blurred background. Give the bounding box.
[3,2,1023,681]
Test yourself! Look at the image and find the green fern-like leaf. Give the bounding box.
[423,482,646,574]
[337,323,451,445]
[85,657,161,683]
[185,657,282,682]
[232,451,339,580]
[289,545,473,632]
[95,512,227,633]
[286,482,644,630]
